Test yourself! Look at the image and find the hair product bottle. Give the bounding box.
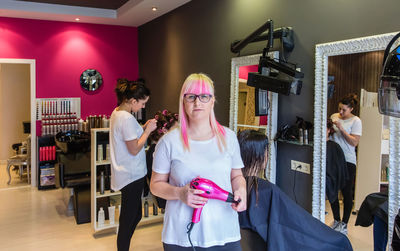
[153,203,158,216]
[108,206,115,225]
[100,171,105,194]
[98,207,105,227]
[144,200,149,217]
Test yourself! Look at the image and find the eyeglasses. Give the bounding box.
[183,93,213,103]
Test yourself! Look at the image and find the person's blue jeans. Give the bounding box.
[373,216,388,251]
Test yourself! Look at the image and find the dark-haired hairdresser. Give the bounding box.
[237,130,352,251]
[110,79,157,251]
[330,93,362,235]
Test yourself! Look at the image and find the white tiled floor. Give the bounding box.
[0,182,377,251]
[325,200,375,251]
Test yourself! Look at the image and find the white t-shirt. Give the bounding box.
[109,109,147,191]
[330,113,362,165]
[152,127,244,247]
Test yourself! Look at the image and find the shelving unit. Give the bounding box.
[37,135,57,190]
[91,128,163,234]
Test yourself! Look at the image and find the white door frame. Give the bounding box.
[0,58,36,187]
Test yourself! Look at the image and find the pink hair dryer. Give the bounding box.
[190,177,239,223]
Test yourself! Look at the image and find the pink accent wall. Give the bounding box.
[0,17,139,118]
[239,65,258,80]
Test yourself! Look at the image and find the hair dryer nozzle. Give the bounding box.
[227,192,240,204]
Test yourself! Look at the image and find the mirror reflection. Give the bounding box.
[80,69,103,91]
[237,65,268,132]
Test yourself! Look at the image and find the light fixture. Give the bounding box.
[75,18,80,21]
[152,7,157,11]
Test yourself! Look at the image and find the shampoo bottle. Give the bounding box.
[98,207,105,227]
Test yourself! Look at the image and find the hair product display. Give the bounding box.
[37,98,81,136]
[39,145,56,162]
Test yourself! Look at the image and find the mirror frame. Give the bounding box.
[230,53,278,183]
[313,32,400,241]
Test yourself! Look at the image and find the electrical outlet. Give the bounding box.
[291,160,310,174]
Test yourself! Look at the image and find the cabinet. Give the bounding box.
[90,128,163,233]
[354,90,389,210]
[37,135,57,190]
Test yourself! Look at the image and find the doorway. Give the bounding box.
[0,59,36,188]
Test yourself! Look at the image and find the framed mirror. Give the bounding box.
[312,32,400,242]
[229,52,278,183]
[80,69,103,91]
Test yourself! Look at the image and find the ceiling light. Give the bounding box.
[75,18,80,21]
[152,7,157,11]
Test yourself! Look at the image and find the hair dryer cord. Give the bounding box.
[186,222,196,251]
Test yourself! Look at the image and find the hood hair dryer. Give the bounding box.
[186,177,240,250]
[190,177,239,223]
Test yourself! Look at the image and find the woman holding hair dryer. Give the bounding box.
[150,73,246,251]
[110,79,157,251]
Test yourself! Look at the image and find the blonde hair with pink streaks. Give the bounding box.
[178,73,226,151]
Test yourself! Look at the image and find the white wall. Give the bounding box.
[0,64,30,161]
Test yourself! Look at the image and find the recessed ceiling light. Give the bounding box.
[75,18,80,21]
[152,7,157,11]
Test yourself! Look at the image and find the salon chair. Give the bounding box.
[55,131,92,224]
[240,228,267,251]
[6,136,31,184]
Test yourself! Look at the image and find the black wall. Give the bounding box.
[138,0,400,212]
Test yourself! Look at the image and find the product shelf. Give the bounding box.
[96,160,111,165]
[95,220,119,231]
[96,190,121,198]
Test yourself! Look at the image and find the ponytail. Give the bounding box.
[340,93,358,108]
[115,78,150,105]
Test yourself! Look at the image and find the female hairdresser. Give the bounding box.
[330,93,362,235]
[110,79,157,251]
[150,73,246,251]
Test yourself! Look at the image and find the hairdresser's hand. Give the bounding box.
[333,120,343,131]
[144,119,157,134]
[178,184,208,209]
[231,187,246,212]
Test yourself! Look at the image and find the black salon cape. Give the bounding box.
[355,192,388,227]
[239,178,353,251]
[326,140,349,203]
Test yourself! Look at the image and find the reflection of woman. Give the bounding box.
[326,119,349,229]
[150,73,246,250]
[330,93,362,235]
[110,79,157,251]
[238,130,352,251]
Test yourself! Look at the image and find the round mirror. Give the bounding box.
[80,69,103,91]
